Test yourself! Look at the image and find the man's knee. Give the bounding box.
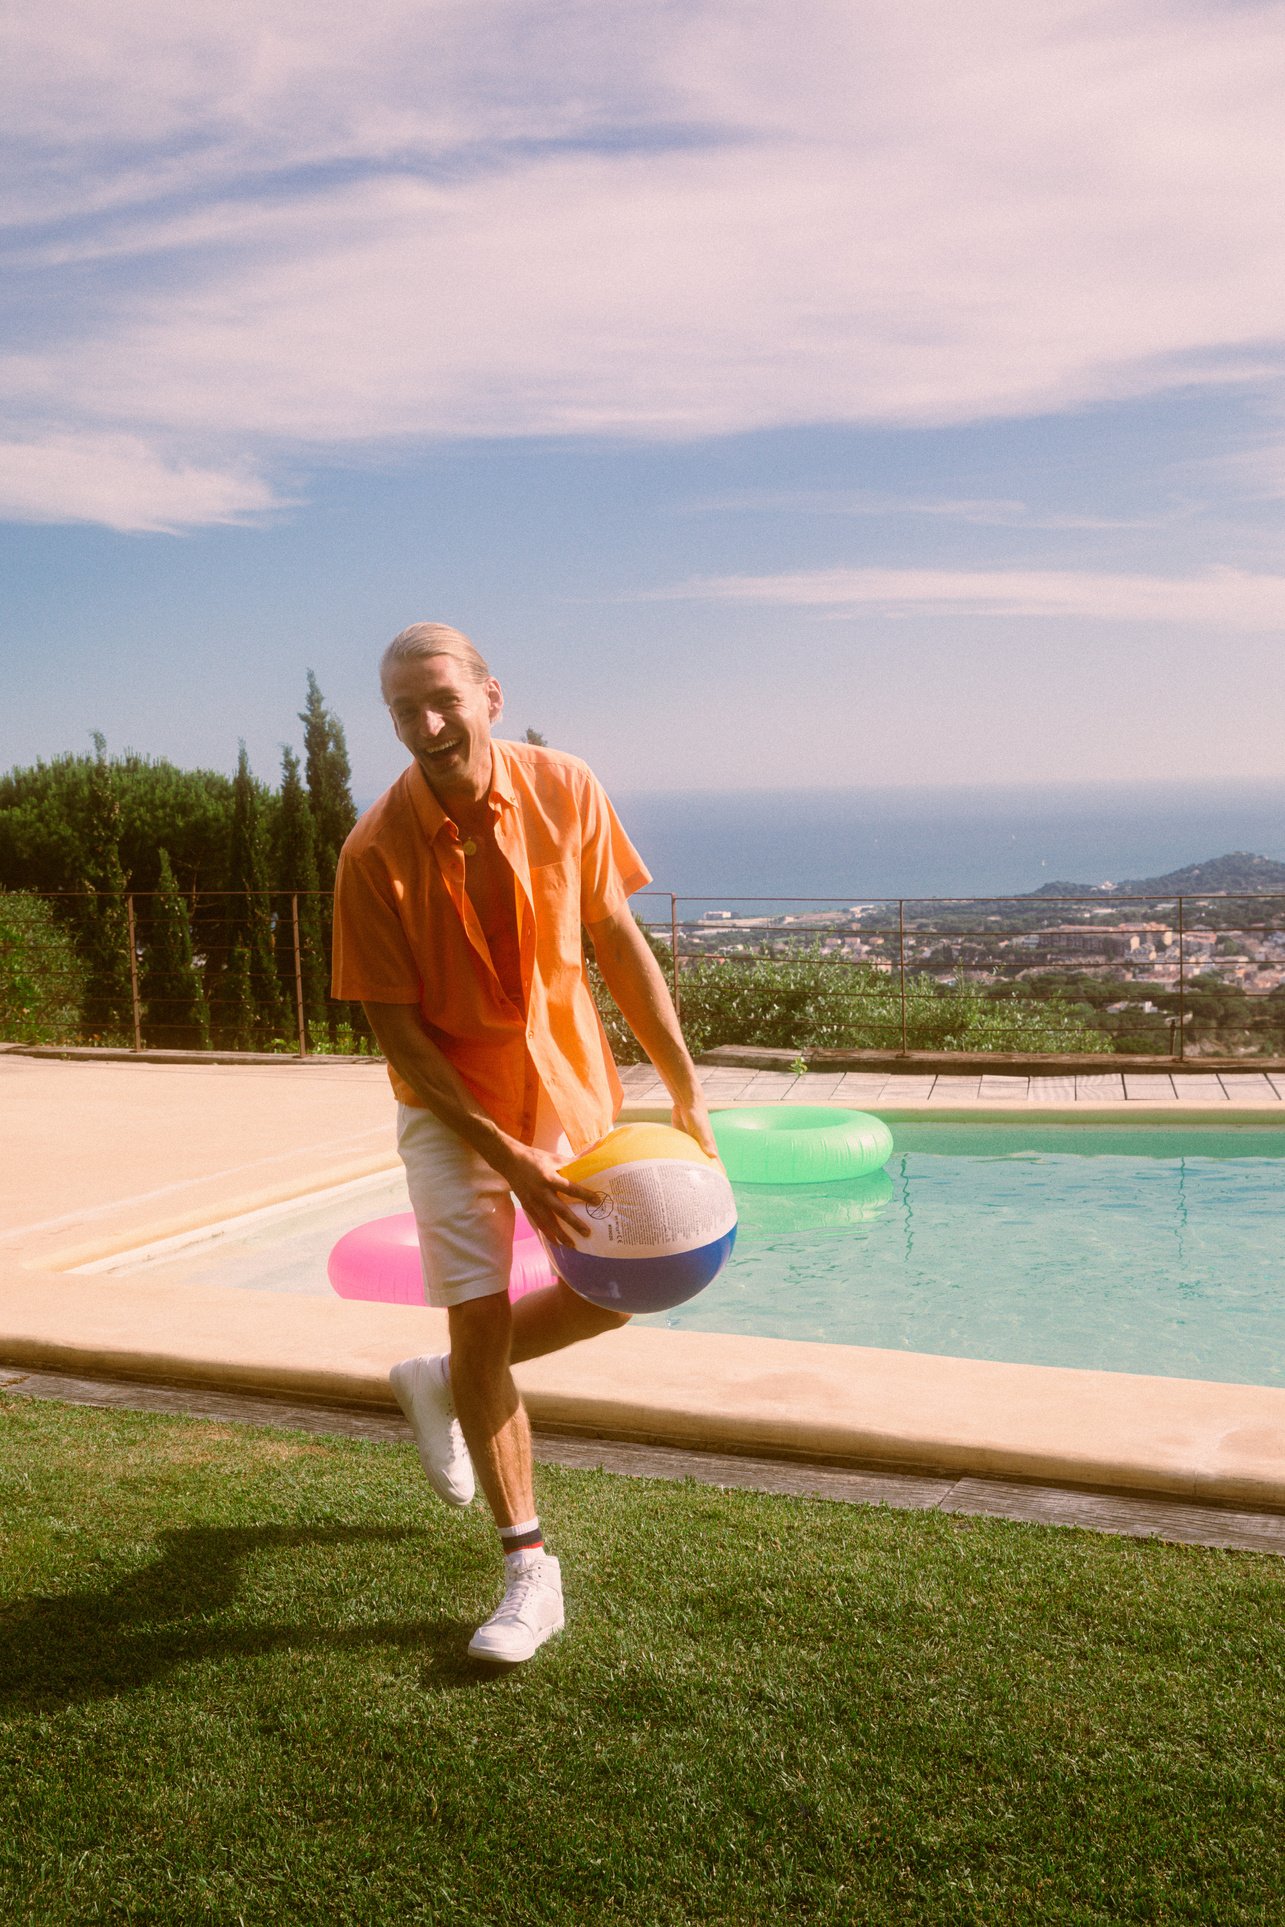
[447,1290,512,1363]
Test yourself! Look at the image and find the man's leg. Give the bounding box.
[448,1286,629,1522]
[446,1291,532,1527]
[508,1278,630,1367]
[446,1288,570,1665]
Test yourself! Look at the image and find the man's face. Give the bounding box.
[384,653,503,802]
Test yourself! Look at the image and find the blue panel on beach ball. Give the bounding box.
[545,1226,737,1313]
[542,1130,739,1313]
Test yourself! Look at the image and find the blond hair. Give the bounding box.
[380,622,491,691]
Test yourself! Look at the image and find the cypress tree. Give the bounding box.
[212,744,286,1048]
[79,734,135,1045]
[143,848,210,1049]
[218,940,256,1053]
[298,672,360,1043]
[299,670,357,896]
[273,745,327,1033]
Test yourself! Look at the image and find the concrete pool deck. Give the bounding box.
[2,1053,1284,1514]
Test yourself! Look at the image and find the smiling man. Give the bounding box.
[332,622,715,1665]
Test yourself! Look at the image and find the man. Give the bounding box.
[332,622,715,1666]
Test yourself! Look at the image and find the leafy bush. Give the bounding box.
[591,937,1110,1061]
[306,1018,380,1057]
[0,891,88,1044]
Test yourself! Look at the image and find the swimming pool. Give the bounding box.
[86,1122,1284,1388]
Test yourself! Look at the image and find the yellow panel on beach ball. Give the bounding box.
[564,1122,720,1185]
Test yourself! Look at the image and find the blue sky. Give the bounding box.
[3,0,1285,800]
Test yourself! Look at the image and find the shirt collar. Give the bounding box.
[407,737,517,842]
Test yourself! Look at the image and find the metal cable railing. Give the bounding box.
[3,886,1283,1061]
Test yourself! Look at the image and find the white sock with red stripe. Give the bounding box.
[499,1516,546,1569]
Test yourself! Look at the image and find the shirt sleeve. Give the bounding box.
[578,771,653,925]
[330,846,423,1003]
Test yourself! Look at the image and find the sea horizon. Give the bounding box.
[605,777,1285,911]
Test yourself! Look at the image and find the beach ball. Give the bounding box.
[541,1123,737,1314]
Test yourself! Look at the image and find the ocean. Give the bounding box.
[610,779,1285,912]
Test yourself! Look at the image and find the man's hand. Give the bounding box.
[671,1092,720,1163]
[500,1142,600,1246]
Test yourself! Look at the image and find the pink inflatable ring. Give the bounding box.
[328,1204,557,1306]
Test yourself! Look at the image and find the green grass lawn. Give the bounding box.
[2,1399,1283,1926]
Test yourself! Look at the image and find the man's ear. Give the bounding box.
[486,676,504,723]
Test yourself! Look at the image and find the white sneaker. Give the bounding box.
[467,1554,565,1665]
[389,1353,474,1508]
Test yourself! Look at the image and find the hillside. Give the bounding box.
[1026,852,1285,899]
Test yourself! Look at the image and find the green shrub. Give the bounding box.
[306,1017,380,1057]
[0,890,88,1043]
[591,939,1110,1061]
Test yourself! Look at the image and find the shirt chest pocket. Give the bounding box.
[526,854,583,951]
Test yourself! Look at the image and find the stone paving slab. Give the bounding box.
[1074,1074,1126,1101]
[1028,1076,1077,1101]
[1124,1076,1177,1099]
[1173,1075,1227,1100]
[623,1062,1285,1110]
[782,1078,846,1101]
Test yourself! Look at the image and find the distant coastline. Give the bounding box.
[607,778,1285,909]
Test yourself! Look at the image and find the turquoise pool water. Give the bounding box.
[97,1124,1284,1387]
[637,1124,1284,1386]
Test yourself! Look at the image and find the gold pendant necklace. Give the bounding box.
[461,838,477,856]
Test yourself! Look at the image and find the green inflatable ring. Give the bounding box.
[734,1168,894,1238]
[711,1106,894,1186]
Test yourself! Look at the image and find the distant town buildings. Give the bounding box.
[674,903,1285,994]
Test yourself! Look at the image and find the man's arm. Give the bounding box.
[361,1002,595,1244]
[585,907,717,1159]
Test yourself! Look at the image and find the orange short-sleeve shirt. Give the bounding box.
[331,739,652,1153]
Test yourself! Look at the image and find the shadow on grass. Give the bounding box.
[0,1524,507,1709]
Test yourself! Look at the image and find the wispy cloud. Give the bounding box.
[4,2,1285,527]
[678,489,1194,531]
[0,433,283,531]
[659,564,1285,629]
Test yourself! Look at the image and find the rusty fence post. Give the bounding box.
[898,899,908,1055]
[125,894,143,1052]
[291,892,307,1057]
[670,895,681,1021]
[1176,895,1185,1063]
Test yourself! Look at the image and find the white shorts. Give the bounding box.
[396,1085,572,1310]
